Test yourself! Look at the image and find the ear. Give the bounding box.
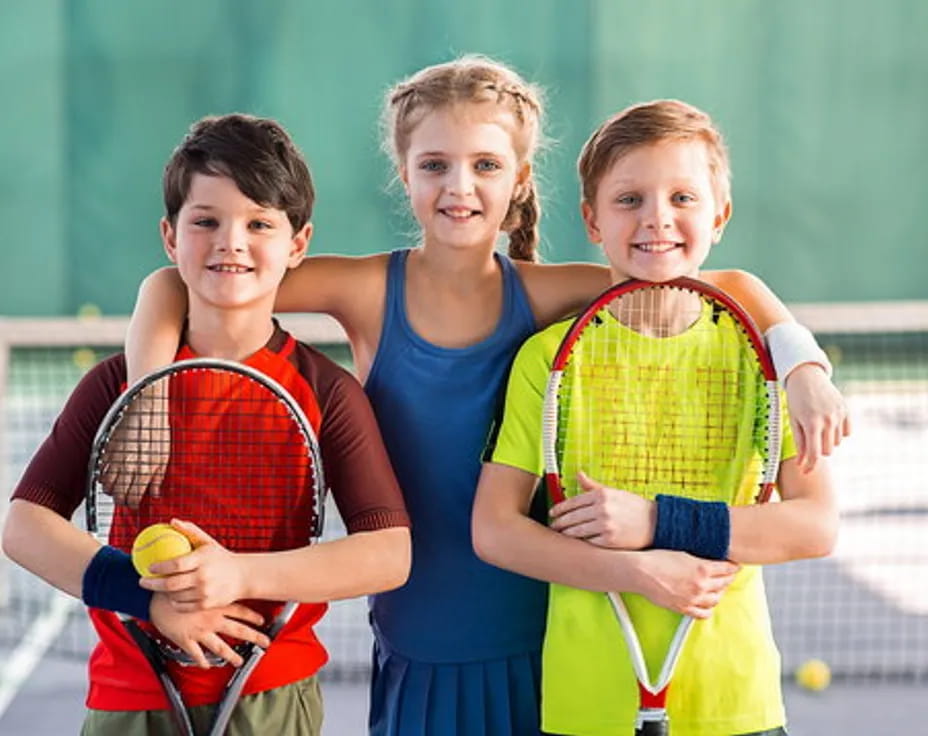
[515,161,532,198]
[581,200,602,244]
[712,199,732,243]
[398,164,409,190]
[288,222,312,268]
[160,218,178,263]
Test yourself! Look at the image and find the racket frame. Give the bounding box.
[541,277,782,733]
[84,357,327,736]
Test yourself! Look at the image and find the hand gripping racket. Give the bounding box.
[86,358,326,735]
[542,278,781,735]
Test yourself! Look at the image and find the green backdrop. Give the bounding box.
[1,0,924,316]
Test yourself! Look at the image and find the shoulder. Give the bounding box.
[512,260,611,328]
[509,319,572,389]
[700,268,764,292]
[292,341,360,400]
[71,354,127,409]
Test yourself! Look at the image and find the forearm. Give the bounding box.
[473,464,647,594]
[126,267,187,382]
[476,505,647,593]
[1,500,99,597]
[728,461,838,564]
[240,527,411,602]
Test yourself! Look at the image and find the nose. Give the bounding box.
[642,199,672,231]
[446,163,475,196]
[215,223,248,253]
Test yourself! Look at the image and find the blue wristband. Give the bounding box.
[82,545,153,621]
[652,495,731,560]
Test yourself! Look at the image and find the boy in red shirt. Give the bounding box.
[2,113,410,735]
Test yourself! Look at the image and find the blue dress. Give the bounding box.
[365,249,547,736]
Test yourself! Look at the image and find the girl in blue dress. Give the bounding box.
[124,56,848,735]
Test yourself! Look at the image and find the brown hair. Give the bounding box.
[163,113,315,231]
[578,99,731,206]
[382,56,544,261]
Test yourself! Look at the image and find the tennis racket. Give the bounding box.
[542,277,781,735]
[86,358,326,736]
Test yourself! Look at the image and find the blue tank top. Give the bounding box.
[366,249,548,662]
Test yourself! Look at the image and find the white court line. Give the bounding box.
[0,591,78,718]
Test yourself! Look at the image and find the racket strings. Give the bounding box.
[94,367,320,554]
[556,285,768,505]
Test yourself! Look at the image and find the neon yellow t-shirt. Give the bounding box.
[490,309,796,736]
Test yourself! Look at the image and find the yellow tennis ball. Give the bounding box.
[72,348,97,372]
[795,658,831,692]
[131,523,192,577]
[77,302,102,320]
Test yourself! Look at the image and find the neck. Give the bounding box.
[184,299,276,361]
[413,239,501,283]
[616,287,702,338]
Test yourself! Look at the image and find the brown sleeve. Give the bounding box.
[11,354,126,519]
[295,344,409,534]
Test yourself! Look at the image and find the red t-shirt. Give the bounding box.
[12,326,409,710]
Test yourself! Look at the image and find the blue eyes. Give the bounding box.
[191,218,273,230]
[614,193,697,207]
[418,159,503,173]
[475,159,501,172]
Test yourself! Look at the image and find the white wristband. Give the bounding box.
[764,322,833,385]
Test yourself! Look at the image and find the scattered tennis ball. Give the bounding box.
[72,347,97,372]
[76,302,102,320]
[795,658,831,692]
[131,523,193,577]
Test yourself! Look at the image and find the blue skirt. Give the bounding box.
[368,638,544,736]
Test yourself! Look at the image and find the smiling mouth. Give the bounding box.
[633,242,681,254]
[439,207,481,220]
[207,264,254,273]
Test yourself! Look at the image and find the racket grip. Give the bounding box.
[636,716,669,735]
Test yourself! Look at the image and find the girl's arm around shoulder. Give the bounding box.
[128,267,188,381]
[701,269,791,332]
[514,260,610,329]
[472,462,737,619]
[703,269,850,470]
[275,254,389,363]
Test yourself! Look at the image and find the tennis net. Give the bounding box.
[1,303,927,683]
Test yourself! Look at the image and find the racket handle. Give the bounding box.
[124,621,194,735]
[636,709,669,735]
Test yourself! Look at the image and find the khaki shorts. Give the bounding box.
[81,674,323,736]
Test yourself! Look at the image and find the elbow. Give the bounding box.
[806,517,839,559]
[379,527,411,592]
[1,503,26,565]
[471,512,506,568]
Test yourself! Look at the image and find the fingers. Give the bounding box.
[202,633,244,668]
[224,603,266,629]
[170,518,216,547]
[790,417,807,473]
[219,615,271,650]
[180,640,211,669]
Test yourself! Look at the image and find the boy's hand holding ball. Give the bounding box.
[132,523,193,577]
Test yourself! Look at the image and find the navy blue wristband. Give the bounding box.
[82,545,153,621]
[652,495,731,560]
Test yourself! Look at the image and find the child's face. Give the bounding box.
[400,104,529,252]
[582,139,730,283]
[161,173,310,314]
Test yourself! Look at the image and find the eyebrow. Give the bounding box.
[187,203,275,215]
[414,151,505,159]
